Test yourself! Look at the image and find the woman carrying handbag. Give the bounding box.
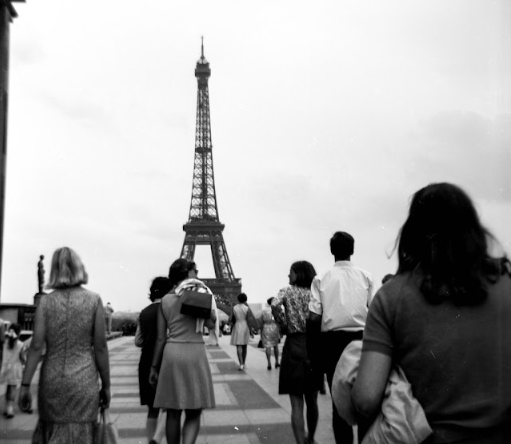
[150,259,216,444]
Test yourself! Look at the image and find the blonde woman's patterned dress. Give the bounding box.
[32,287,102,444]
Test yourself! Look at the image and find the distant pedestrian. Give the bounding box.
[260,298,280,370]
[271,261,320,444]
[135,276,173,444]
[19,246,111,443]
[0,323,24,418]
[308,231,373,444]
[230,293,253,370]
[105,302,114,335]
[0,316,8,369]
[150,258,216,444]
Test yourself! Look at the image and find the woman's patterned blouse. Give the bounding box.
[270,285,311,334]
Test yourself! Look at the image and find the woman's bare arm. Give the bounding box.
[93,299,111,407]
[149,305,167,387]
[351,350,392,418]
[21,303,46,386]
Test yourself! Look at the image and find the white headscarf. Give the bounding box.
[175,278,218,333]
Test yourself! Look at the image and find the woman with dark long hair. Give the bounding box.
[352,183,511,443]
[270,261,321,444]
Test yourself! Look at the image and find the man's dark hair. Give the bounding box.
[330,232,354,259]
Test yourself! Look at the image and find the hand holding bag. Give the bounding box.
[95,408,119,444]
[180,290,212,319]
[18,386,33,414]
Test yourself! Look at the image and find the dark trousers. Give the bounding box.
[320,330,363,444]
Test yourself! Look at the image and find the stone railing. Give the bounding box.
[0,303,36,331]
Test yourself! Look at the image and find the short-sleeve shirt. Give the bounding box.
[309,261,373,332]
[363,271,511,429]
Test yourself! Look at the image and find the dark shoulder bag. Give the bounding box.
[180,290,212,319]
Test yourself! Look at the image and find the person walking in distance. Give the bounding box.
[230,293,253,370]
[0,323,25,418]
[260,298,280,370]
[308,232,373,444]
[105,302,114,335]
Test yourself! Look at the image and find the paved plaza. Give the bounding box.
[1,334,341,444]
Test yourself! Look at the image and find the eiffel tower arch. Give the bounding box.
[181,39,241,314]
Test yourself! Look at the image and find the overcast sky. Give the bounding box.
[2,0,510,312]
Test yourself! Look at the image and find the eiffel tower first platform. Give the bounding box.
[180,39,242,310]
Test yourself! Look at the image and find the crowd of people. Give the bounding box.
[1,182,510,444]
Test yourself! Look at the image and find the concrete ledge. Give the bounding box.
[106,332,123,341]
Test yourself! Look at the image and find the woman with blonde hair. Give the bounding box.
[19,246,111,444]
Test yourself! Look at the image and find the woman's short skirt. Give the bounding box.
[230,320,250,346]
[154,341,215,410]
[279,333,322,395]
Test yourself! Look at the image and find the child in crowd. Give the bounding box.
[0,323,25,418]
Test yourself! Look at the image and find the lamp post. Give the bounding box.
[0,0,23,303]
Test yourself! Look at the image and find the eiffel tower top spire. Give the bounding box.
[200,36,205,61]
[195,37,210,78]
[187,37,217,222]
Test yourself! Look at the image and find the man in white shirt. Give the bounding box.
[309,231,373,444]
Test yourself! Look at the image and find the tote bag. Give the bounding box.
[180,290,212,319]
[95,408,119,444]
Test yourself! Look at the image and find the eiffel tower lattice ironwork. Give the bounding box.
[180,39,241,309]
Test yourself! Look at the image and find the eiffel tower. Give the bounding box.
[181,39,242,310]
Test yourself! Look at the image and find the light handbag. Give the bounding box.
[180,290,212,319]
[246,307,259,332]
[95,408,119,444]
